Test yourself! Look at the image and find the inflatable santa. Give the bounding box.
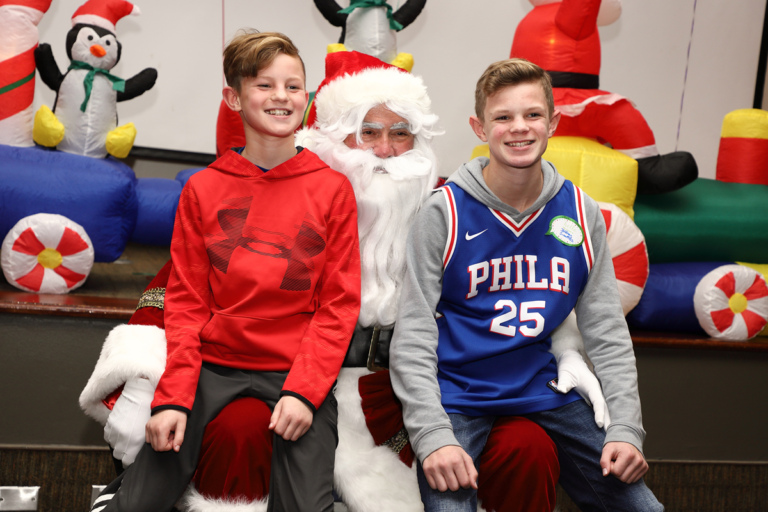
[511,0,698,194]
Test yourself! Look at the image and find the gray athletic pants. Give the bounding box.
[90,363,338,512]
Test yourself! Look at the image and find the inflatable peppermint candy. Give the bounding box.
[1,213,94,294]
[599,202,649,315]
[694,264,768,341]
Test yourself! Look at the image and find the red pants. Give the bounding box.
[194,398,559,512]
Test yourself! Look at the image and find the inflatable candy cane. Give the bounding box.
[0,0,52,146]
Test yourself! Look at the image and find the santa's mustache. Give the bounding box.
[337,146,434,182]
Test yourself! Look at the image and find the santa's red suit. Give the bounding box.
[80,51,620,512]
[511,0,698,194]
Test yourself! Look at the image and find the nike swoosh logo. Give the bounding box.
[465,229,487,241]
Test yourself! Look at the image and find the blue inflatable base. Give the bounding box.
[0,144,138,262]
[627,261,731,334]
[129,168,204,246]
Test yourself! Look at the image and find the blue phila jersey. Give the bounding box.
[435,180,594,416]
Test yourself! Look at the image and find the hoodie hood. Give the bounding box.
[446,157,565,220]
[207,147,329,181]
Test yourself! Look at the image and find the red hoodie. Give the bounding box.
[152,148,361,413]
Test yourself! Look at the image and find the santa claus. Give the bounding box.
[80,51,606,512]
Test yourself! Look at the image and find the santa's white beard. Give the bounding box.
[310,137,436,327]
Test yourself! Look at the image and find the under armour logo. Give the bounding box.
[206,197,324,291]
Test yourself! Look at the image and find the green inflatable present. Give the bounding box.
[634,178,768,263]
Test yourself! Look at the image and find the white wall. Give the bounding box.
[34,0,766,179]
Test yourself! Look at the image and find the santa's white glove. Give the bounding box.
[104,377,155,468]
[555,349,611,430]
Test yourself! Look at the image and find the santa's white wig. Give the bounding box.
[299,51,441,167]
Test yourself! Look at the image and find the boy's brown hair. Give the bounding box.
[474,58,554,120]
[223,30,305,92]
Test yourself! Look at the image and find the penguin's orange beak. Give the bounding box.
[90,44,106,58]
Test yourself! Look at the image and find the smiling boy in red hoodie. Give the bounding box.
[89,30,360,512]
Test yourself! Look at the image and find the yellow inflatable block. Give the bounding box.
[721,109,768,139]
[471,136,638,219]
[737,261,768,338]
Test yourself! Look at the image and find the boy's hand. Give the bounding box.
[145,409,187,452]
[269,396,313,441]
[422,445,478,492]
[600,441,648,483]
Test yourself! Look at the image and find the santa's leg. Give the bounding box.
[335,367,422,512]
[477,416,560,512]
[181,397,272,511]
[356,369,562,512]
[556,100,698,194]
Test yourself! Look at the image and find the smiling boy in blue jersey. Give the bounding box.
[389,58,663,511]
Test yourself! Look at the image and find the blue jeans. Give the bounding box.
[417,400,663,512]
[417,415,495,512]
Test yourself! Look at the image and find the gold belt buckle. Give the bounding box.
[366,326,386,372]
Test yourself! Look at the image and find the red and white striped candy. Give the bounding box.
[2,213,94,294]
[599,202,649,315]
[694,264,768,341]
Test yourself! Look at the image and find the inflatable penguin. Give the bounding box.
[34,0,157,158]
[511,0,698,194]
[313,0,426,71]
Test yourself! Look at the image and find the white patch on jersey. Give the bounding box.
[547,216,584,247]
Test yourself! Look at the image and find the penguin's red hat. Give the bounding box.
[71,0,140,33]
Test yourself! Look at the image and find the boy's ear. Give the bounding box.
[548,109,562,138]
[222,86,241,112]
[469,116,488,142]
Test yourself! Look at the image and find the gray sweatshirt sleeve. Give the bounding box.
[575,196,647,453]
[390,190,459,463]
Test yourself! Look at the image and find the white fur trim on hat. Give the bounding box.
[314,66,434,130]
[179,486,268,512]
[79,323,166,424]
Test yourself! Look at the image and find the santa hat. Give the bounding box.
[307,51,436,135]
[71,0,140,33]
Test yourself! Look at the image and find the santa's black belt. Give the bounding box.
[342,325,392,371]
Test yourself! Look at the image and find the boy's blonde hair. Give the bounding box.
[474,58,554,120]
[223,30,305,92]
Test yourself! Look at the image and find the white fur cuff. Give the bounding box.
[79,324,166,424]
[180,486,268,512]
